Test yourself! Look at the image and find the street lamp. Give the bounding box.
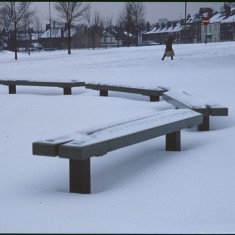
[184,2,187,43]
[49,1,52,48]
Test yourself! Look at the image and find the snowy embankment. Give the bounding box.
[0,42,235,233]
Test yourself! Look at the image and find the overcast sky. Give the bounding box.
[34,2,223,26]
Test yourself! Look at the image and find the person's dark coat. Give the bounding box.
[162,35,175,60]
[165,36,174,52]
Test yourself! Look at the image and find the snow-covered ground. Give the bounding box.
[0,42,235,233]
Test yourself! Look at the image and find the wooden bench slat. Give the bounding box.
[208,107,228,116]
[85,83,168,101]
[162,91,228,115]
[0,79,85,95]
[86,83,168,95]
[59,115,201,160]
[0,79,85,87]
[33,131,91,156]
[33,109,203,160]
[162,90,228,131]
[33,139,73,157]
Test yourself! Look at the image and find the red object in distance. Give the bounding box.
[202,17,210,25]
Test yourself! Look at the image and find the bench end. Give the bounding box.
[32,141,59,157]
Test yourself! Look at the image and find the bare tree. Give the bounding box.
[54,2,91,54]
[119,2,133,47]
[223,3,232,17]
[130,2,145,45]
[33,15,43,40]
[0,3,11,49]
[21,11,35,55]
[1,2,34,60]
[85,10,102,49]
[102,15,113,29]
[118,2,145,46]
[0,3,11,31]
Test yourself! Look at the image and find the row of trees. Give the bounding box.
[0,1,146,60]
[2,2,233,59]
[0,2,34,59]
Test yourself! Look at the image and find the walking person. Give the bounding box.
[161,35,175,60]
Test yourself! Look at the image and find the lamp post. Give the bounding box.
[49,1,52,48]
[184,2,187,43]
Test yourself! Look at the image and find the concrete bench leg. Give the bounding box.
[63,87,72,95]
[100,90,108,96]
[150,95,159,102]
[69,159,91,194]
[166,131,181,151]
[197,116,209,131]
[9,85,16,94]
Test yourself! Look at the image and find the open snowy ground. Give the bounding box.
[0,42,235,233]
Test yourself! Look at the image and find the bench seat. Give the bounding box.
[162,90,228,131]
[33,109,203,194]
[0,79,85,95]
[85,83,168,101]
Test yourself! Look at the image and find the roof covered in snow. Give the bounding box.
[210,7,235,23]
[40,28,78,39]
[144,7,235,35]
[144,23,182,35]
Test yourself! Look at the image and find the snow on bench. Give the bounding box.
[85,82,168,101]
[33,109,203,194]
[0,79,85,95]
[162,90,228,131]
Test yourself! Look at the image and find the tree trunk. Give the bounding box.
[14,22,18,60]
[68,23,71,54]
[92,30,95,50]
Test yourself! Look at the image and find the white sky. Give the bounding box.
[34,2,223,27]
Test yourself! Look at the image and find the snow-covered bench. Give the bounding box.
[162,90,228,131]
[33,109,202,194]
[85,83,168,101]
[0,79,85,95]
